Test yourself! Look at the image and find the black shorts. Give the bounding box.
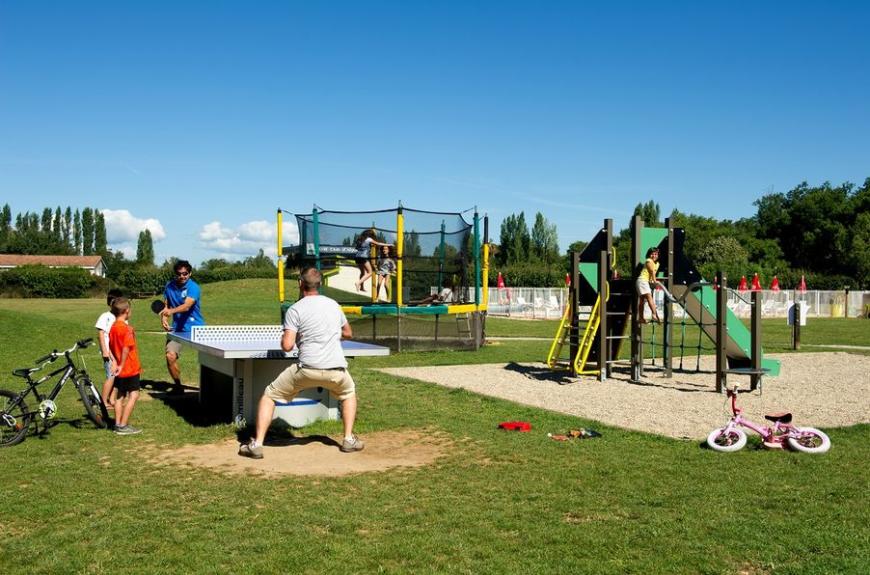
[114,374,141,395]
[354,257,369,266]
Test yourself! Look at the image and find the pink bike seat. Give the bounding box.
[764,412,792,423]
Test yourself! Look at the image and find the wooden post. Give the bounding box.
[598,249,608,382]
[569,252,580,377]
[715,271,728,393]
[750,290,762,391]
[663,218,674,378]
[630,216,643,382]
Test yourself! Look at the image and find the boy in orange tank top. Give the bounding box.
[108,297,143,435]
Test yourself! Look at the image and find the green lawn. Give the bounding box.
[0,279,868,574]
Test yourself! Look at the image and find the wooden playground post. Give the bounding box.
[630,215,643,383]
[750,290,763,390]
[569,251,580,377]
[598,249,608,382]
[715,271,728,393]
[663,218,675,378]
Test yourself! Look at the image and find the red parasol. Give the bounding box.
[750,273,762,291]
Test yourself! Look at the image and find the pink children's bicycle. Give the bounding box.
[706,384,831,454]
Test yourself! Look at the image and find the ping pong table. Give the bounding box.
[168,325,389,428]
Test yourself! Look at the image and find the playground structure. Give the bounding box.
[548,216,781,391]
[277,205,489,352]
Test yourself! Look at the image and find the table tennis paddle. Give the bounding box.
[151,300,166,314]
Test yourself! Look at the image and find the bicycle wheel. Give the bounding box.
[787,427,831,454]
[77,377,110,429]
[0,389,31,447]
[706,427,747,452]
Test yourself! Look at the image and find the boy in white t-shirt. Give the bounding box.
[96,289,124,410]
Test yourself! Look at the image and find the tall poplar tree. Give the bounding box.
[73,209,82,254]
[81,207,94,255]
[94,210,107,255]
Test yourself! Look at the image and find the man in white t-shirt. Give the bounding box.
[239,267,363,459]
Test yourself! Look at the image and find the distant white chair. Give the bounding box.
[515,296,531,312]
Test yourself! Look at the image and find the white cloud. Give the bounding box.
[101,209,166,243]
[198,219,299,259]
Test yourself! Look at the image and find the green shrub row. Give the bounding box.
[0,265,109,298]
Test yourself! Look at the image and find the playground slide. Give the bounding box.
[669,284,781,376]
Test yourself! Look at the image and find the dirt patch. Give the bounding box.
[143,430,450,478]
[380,352,870,439]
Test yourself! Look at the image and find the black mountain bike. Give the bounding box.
[0,338,110,447]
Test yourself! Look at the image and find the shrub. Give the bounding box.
[0,265,108,298]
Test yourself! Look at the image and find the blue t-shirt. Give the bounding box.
[164,278,205,333]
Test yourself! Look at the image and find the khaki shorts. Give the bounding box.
[265,364,356,402]
[636,278,653,296]
[166,338,183,356]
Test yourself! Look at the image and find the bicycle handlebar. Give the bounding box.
[34,339,93,365]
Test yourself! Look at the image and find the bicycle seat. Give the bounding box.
[12,367,37,378]
[764,412,792,424]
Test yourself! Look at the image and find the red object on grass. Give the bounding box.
[498,421,531,432]
[798,275,807,293]
[737,276,748,292]
[750,273,762,291]
[770,276,780,291]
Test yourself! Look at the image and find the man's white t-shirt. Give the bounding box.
[95,311,115,354]
[283,295,348,369]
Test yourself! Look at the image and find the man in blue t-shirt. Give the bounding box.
[160,259,205,393]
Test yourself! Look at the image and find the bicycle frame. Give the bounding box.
[721,389,792,446]
[25,362,79,406]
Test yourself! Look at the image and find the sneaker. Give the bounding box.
[114,424,142,436]
[239,441,263,459]
[340,435,365,453]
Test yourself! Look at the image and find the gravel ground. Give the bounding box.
[379,352,870,439]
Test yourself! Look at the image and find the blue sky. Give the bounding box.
[1,1,868,264]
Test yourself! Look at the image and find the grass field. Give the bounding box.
[1,279,868,574]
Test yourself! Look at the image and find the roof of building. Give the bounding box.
[0,255,105,267]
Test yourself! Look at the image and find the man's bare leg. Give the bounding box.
[254,394,276,446]
[341,395,357,438]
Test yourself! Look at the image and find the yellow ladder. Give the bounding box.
[546,300,573,368]
[573,294,602,375]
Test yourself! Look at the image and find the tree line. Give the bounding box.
[495,179,870,290]
[0,203,278,297]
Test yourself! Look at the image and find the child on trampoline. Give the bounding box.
[353,229,393,292]
[376,244,396,301]
[636,247,661,324]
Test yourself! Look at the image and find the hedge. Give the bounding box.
[0,265,109,298]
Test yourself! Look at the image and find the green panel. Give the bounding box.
[639,227,667,261]
[359,304,449,315]
[579,263,598,292]
[681,284,779,377]
[402,305,449,315]
[762,357,781,377]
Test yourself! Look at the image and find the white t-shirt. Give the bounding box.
[438,287,454,303]
[283,295,348,369]
[95,311,116,354]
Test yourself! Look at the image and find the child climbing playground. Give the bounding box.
[636,247,661,324]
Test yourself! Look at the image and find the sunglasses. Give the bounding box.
[176,271,191,277]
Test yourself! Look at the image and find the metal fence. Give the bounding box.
[487,287,870,320]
